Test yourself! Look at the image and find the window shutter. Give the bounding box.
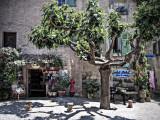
[66,0,76,7]
[121,32,130,56]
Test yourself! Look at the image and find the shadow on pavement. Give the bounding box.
[0,97,135,120]
[0,101,29,118]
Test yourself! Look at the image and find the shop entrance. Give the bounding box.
[28,69,46,97]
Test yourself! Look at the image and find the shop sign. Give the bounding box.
[145,53,155,58]
[112,69,132,77]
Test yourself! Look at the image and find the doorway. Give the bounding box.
[28,69,46,97]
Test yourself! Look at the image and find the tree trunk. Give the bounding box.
[99,66,111,109]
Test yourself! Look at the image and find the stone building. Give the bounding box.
[2,0,157,98]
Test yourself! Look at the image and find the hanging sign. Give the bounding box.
[145,53,155,58]
[112,69,132,77]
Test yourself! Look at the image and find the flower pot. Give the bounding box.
[48,91,52,97]
[139,90,146,103]
[146,96,151,102]
[58,91,65,97]
[26,102,32,111]
[52,92,57,97]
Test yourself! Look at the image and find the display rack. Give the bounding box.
[44,67,59,97]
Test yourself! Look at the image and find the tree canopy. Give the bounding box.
[132,0,160,41]
[29,0,107,61]
[28,0,160,109]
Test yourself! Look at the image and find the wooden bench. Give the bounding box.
[11,85,26,100]
[110,87,138,105]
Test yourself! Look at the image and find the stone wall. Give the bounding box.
[145,40,160,90]
[0,0,85,96]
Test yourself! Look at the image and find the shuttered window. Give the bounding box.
[121,32,130,56]
[58,0,76,7]
[66,0,76,7]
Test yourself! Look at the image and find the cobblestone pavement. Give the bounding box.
[0,95,160,120]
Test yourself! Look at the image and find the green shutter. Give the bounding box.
[66,0,76,7]
[121,32,130,56]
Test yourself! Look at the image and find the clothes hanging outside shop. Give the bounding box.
[149,71,155,89]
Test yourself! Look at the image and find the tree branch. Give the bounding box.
[68,41,77,52]
[95,57,106,62]
[68,40,90,55]
[105,34,117,60]
[50,18,76,32]
[86,33,96,63]
[109,37,141,67]
[89,60,110,66]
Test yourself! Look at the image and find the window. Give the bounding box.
[113,32,130,56]
[58,0,65,6]
[109,1,128,15]
[58,0,76,7]
[4,32,16,48]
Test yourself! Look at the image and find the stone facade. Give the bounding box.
[144,38,160,90]
[0,0,141,97]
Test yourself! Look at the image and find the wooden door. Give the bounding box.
[4,32,16,48]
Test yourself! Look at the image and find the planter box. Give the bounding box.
[58,91,65,97]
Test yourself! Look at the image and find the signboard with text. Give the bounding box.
[145,53,155,58]
[112,69,132,77]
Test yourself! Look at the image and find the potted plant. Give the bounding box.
[83,79,100,98]
[51,86,59,97]
[135,60,149,103]
[57,73,69,97]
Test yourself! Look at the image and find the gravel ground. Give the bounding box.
[0,94,160,120]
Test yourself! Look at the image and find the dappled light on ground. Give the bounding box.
[0,97,159,120]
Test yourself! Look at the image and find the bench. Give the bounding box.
[110,87,138,105]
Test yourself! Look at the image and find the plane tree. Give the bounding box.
[28,0,160,109]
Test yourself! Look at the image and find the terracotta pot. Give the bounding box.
[146,96,151,102]
[139,90,146,103]
[58,91,65,97]
[26,102,32,111]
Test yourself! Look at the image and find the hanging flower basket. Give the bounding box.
[31,64,40,69]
